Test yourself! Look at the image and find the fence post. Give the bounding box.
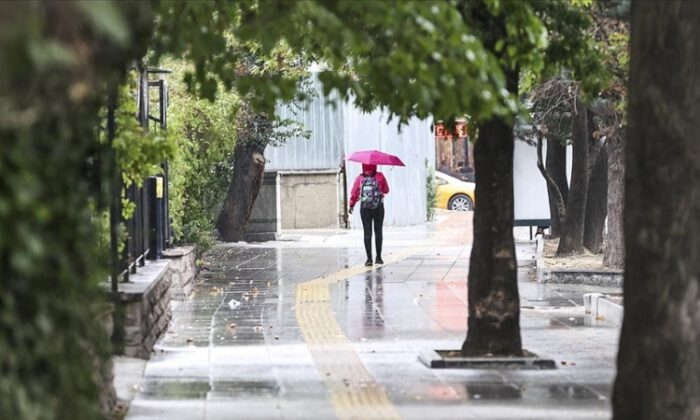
[108,87,120,293]
[148,176,164,260]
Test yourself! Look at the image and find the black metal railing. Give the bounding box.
[109,66,172,289]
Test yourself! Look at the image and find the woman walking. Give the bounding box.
[349,163,390,266]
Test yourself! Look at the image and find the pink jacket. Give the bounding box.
[349,165,389,209]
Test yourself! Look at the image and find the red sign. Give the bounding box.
[435,121,468,139]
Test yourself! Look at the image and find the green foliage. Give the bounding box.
[526,0,628,145]
[0,1,155,419]
[590,0,629,122]
[164,58,239,250]
[150,1,509,123]
[426,165,437,222]
[111,73,177,190]
[520,0,609,98]
[150,1,607,131]
[151,2,305,108]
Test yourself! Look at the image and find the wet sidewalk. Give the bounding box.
[125,212,620,420]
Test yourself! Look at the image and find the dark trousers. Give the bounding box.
[360,204,384,260]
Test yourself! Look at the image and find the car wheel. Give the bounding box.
[448,194,474,211]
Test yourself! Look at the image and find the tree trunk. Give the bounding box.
[537,134,566,236]
[216,142,266,242]
[462,67,521,357]
[613,2,700,419]
[556,95,589,256]
[603,131,624,268]
[583,141,608,253]
[545,137,569,237]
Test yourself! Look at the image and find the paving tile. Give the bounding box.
[126,214,618,419]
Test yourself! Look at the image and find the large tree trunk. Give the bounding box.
[583,140,608,253]
[603,131,624,268]
[545,137,569,237]
[613,2,700,419]
[216,142,266,242]
[216,105,271,242]
[462,67,521,357]
[556,95,589,256]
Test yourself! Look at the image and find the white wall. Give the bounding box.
[513,139,572,223]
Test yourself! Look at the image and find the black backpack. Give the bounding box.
[360,175,382,209]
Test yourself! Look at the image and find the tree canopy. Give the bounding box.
[152,1,606,125]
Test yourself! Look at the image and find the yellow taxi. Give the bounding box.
[435,171,476,211]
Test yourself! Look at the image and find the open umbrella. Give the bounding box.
[347,149,405,166]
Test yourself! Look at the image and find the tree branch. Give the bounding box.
[535,128,566,227]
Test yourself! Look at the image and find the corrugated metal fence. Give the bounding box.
[344,108,434,228]
[266,75,435,228]
[266,78,345,171]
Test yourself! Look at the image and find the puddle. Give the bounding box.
[140,380,279,400]
[548,384,599,400]
[526,297,577,307]
[465,383,522,400]
[550,316,609,328]
[551,316,586,327]
[140,380,209,400]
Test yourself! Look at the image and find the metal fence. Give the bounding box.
[108,67,171,291]
[266,73,435,228]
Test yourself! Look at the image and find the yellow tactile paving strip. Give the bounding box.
[295,249,417,420]
[295,212,471,419]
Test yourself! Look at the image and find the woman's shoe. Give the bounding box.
[364,259,373,266]
[375,257,384,265]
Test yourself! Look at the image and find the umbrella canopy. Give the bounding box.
[347,149,405,166]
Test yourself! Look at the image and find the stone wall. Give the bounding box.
[113,247,198,358]
[118,261,172,358]
[279,171,339,229]
[163,245,198,300]
[106,248,198,416]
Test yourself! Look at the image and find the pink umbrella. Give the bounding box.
[347,149,405,166]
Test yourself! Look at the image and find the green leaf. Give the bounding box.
[73,1,130,46]
[27,39,77,69]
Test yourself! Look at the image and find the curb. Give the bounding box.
[535,237,624,287]
[583,293,623,326]
[418,348,556,370]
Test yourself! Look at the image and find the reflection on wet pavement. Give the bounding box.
[127,213,619,420]
[465,383,523,400]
